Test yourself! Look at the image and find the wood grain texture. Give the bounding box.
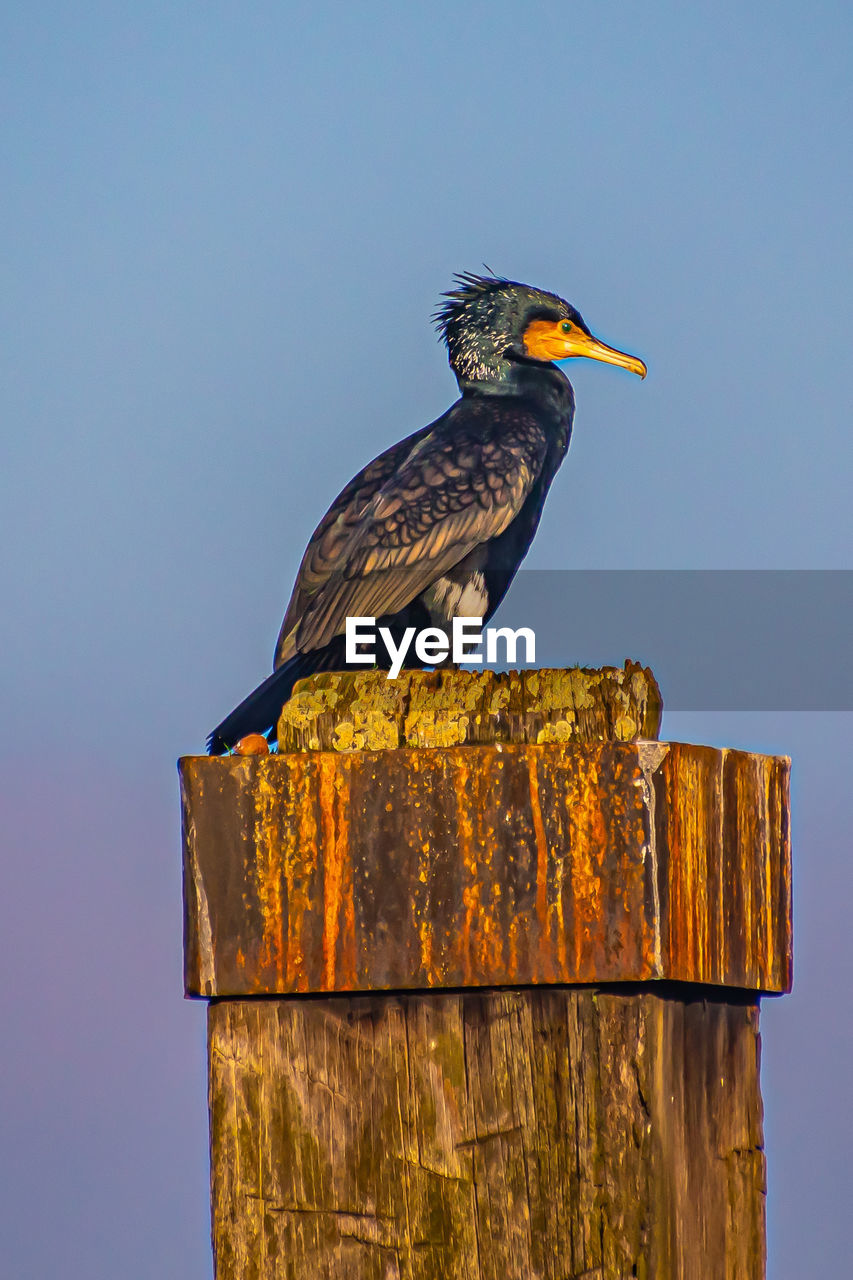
[208,989,765,1280]
[181,741,791,997]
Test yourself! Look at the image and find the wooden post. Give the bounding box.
[180,665,791,1279]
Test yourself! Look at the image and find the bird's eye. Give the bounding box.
[561,321,572,333]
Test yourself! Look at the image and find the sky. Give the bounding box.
[1,3,851,1275]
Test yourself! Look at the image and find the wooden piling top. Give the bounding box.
[181,666,791,998]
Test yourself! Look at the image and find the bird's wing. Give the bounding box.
[276,400,548,661]
[274,420,437,665]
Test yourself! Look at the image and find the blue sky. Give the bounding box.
[1,4,851,1275]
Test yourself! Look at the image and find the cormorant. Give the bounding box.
[207,273,646,753]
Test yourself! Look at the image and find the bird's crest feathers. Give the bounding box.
[432,272,513,345]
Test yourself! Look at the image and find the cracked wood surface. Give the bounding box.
[209,990,765,1280]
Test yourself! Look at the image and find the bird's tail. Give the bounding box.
[206,653,318,754]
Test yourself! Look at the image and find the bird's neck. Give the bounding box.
[457,360,575,421]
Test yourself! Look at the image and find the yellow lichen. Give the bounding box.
[536,719,576,744]
[615,714,638,741]
[488,686,511,715]
[332,721,365,752]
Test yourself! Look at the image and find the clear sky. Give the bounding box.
[1,3,851,1275]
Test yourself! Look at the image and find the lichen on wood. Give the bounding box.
[277,663,662,752]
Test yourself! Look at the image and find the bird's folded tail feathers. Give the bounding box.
[206,653,316,754]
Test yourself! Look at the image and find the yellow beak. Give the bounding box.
[562,329,647,379]
[523,318,647,378]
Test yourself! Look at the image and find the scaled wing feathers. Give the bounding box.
[276,404,547,663]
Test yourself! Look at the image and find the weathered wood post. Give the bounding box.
[180,665,791,1279]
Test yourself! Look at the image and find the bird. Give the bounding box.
[207,272,646,753]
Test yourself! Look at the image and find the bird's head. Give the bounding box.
[434,272,646,388]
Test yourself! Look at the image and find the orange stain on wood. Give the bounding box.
[418,917,435,983]
[319,757,339,989]
[335,760,357,988]
[312,754,356,989]
[455,755,478,985]
[473,750,505,981]
[318,756,350,989]
[252,759,285,987]
[564,757,608,980]
[408,750,441,983]
[527,749,555,982]
[665,745,709,981]
[285,763,318,992]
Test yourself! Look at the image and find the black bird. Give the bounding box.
[207,273,645,753]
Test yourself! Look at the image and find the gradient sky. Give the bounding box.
[1,4,851,1276]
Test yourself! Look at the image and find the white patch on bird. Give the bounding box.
[423,572,488,624]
